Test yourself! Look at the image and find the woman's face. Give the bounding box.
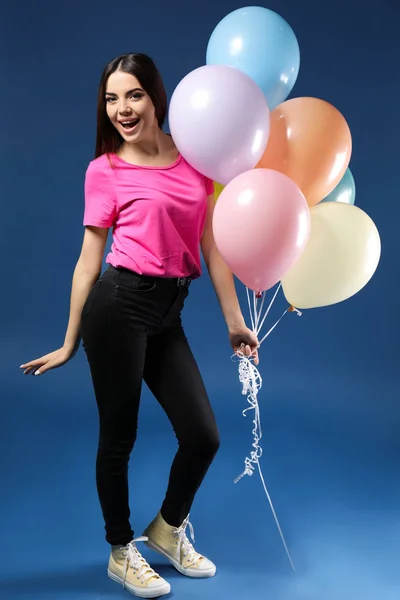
[105,70,157,143]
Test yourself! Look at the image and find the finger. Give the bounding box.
[20,361,37,369]
[20,358,45,369]
[33,361,55,376]
[23,364,43,375]
[251,347,259,365]
[245,345,251,356]
[25,364,47,376]
[23,367,36,375]
[32,366,47,376]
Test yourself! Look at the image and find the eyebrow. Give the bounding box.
[105,88,143,97]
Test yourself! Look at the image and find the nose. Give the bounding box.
[119,106,132,117]
[117,98,134,116]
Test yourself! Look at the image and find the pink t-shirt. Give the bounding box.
[83,153,214,279]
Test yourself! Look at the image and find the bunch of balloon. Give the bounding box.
[167,5,306,571]
[169,3,381,317]
[168,6,381,570]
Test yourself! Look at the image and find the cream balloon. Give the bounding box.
[281,203,381,309]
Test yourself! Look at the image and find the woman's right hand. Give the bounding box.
[20,346,76,376]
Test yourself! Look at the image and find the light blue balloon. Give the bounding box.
[206,6,300,110]
[320,168,356,205]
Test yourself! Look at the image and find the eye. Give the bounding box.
[105,97,115,103]
[130,93,144,100]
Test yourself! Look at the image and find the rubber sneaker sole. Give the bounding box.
[108,568,171,598]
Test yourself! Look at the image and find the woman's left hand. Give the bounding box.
[229,326,260,366]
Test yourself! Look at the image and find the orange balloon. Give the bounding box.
[256,97,352,207]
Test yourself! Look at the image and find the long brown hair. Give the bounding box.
[94,53,167,159]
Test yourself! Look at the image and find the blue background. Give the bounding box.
[1,1,399,599]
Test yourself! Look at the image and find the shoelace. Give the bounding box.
[121,537,158,587]
[172,516,199,566]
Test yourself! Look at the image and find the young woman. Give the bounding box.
[20,53,259,598]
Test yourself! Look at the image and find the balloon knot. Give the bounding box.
[255,291,263,299]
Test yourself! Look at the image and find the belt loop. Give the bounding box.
[177,277,191,288]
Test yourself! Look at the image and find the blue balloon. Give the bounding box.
[320,168,356,205]
[206,6,300,110]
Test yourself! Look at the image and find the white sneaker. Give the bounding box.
[143,513,216,578]
[108,536,171,598]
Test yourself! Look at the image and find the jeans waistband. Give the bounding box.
[108,265,192,288]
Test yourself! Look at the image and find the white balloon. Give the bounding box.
[281,202,381,309]
[168,65,269,185]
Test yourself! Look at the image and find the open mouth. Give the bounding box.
[119,118,140,132]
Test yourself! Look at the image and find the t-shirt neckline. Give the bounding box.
[112,152,183,171]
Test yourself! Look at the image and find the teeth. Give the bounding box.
[122,120,137,125]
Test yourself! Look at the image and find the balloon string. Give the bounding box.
[253,290,258,330]
[255,288,267,331]
[233,352,295,572]
[255,283,282,336]
[246,286,255,332]
[233,285,301,571]
[259,306,298,345]
[245,284,302,344]
[255,458,296,572]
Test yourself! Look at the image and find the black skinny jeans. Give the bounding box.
[80,265,220,546]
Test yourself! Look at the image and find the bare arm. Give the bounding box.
[63,226,108,354]
[201,194,259,364]
[20,226,108,375]
[201,194,245,330]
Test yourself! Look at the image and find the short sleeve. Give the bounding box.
[205,177,214,196]
[83,161,117,228]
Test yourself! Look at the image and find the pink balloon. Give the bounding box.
[168,65,270,185]
[212,169,311,291]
